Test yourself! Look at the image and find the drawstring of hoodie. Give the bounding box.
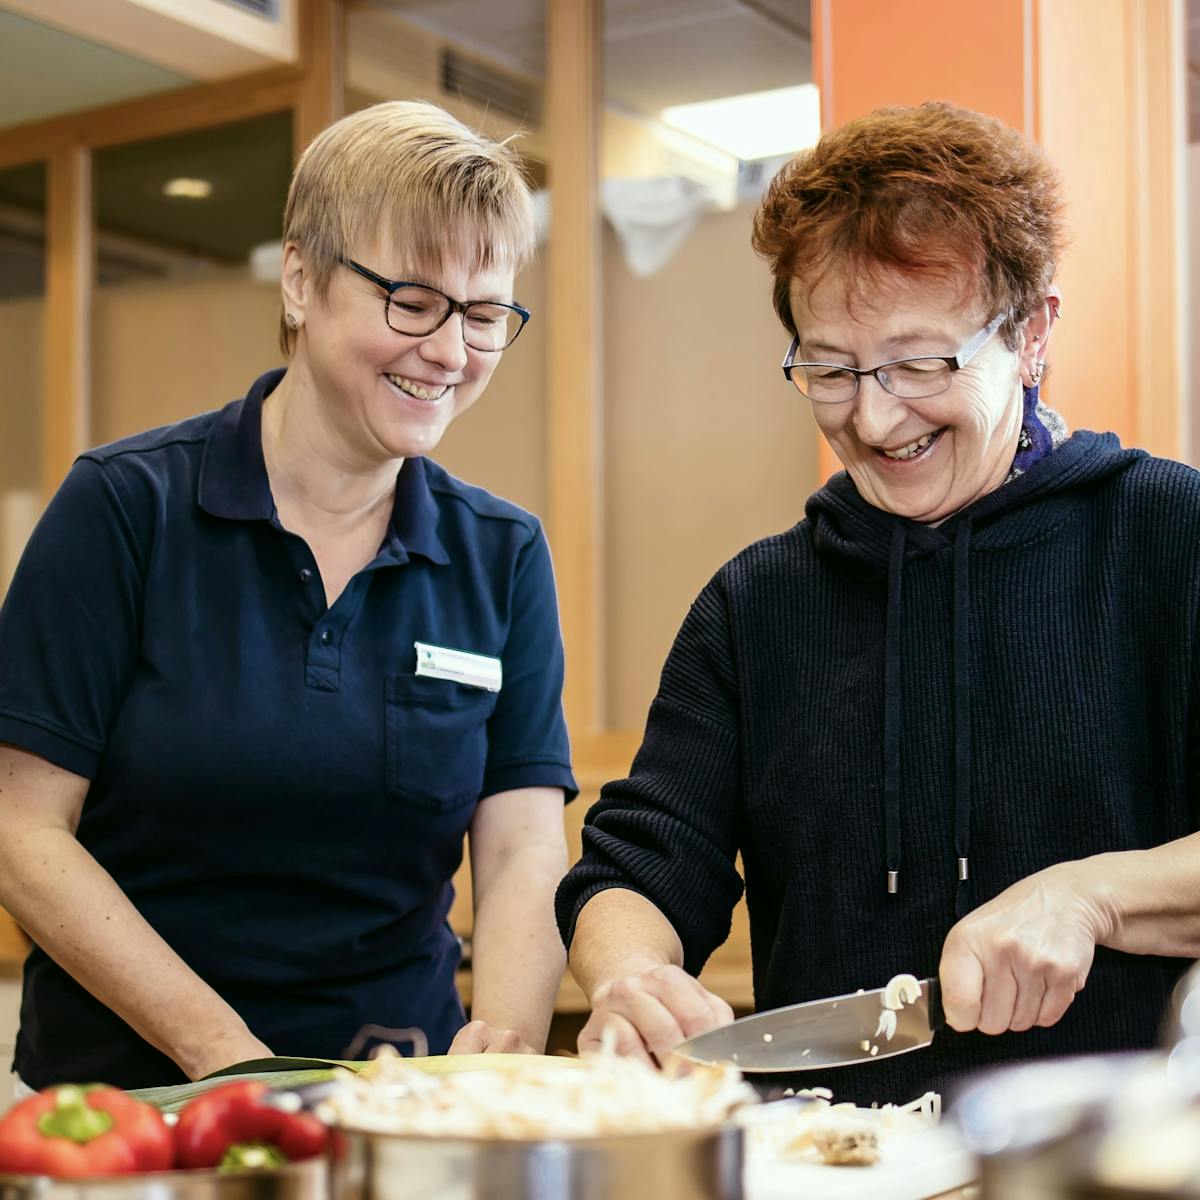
[882,518,975,913]
[952,519,974,917]
[883,524,906,894]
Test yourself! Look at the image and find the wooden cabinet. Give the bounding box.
[0,912,24,969]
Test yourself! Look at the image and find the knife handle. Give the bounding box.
[926,976,945,1032]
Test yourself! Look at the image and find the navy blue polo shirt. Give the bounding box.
[0,368,576,1089]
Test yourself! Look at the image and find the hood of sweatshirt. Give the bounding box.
[803,431,1144,909]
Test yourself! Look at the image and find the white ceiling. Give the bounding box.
[0,5,192,129]
[0,0,810,136]
[364,0,812,114]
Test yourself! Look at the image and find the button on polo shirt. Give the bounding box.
[0,368,577,1089]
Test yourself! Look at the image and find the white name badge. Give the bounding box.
[414,641,503,692]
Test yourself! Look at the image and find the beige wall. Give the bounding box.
[0,205,817,730]
[0,299,42,493]
[603,203,817,728]
[91,274,281,444]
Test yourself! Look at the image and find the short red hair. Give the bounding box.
[752,101,1066,347]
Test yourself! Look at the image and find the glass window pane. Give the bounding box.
[92,113,293,444]
[0,161,46,598]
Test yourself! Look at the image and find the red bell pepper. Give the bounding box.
[0,1084,174,1178]
[174,1081,328,1171]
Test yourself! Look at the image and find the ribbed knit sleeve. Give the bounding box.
[555,574,745,974]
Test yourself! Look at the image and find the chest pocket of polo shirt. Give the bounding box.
[385,673,499,811]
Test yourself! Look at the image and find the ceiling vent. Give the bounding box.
[439,48,540,125]
[216,0,279,18]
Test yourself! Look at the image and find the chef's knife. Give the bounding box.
[672,977,943,1072]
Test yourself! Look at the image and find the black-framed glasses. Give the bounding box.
[781,311,1007,403]
[341,258,531,352]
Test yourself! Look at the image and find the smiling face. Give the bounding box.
[791,271,1027,524]
[284,232,516,467]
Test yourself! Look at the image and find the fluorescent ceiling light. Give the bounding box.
[660,85,820,162]
[163,177,213,199]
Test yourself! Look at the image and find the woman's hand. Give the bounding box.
[462,787,567,1057]
[185,1032,276,1081]
[939,862,1111,1035]
[447,1020,538,1056]
[577,964,733,1066]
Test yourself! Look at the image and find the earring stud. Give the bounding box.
[286,312,299,330]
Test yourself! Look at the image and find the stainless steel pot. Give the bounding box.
[954,1052,1156,1200]
[956,961,1200,1199]
[328,1123,743,1200]
[0,1160,325,1200]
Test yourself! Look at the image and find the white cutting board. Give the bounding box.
[745,1123,977,1200]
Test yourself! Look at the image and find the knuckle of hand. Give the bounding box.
[609,978,642,1004]
[941,990,981,1027]
[994,936,1024,962]
[579,1019,604,1041]
[1044,960,1077,985]
[943,924,972,953]
[650,963,681,979]
[941,985,976,1016]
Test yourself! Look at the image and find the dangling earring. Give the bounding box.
[286,312,299,330]
[1027,330,1043,386]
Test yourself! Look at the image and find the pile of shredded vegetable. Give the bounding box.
[319,1045,758,1140]
[741,1088,942,1166]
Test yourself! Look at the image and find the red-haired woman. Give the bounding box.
[557,101,1200,1101]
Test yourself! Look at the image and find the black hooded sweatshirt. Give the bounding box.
[557,431,1200,1102]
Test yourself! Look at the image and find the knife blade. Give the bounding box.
[672,977,943,1072]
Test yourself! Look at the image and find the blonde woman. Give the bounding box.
[0,102,574,1090]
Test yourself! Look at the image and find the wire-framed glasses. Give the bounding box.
[781,312,1007,403]
[342,258,531,352]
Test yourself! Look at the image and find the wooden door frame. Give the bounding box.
[0,0,343,500]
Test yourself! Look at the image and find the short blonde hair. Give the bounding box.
[279,100,536,355]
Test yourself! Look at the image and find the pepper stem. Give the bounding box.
[219,1143,290,1172]
[36,1086,114,1143]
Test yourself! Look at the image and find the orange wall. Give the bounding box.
[809,0,1184,474]
[1035,1,1135,449]
[815,0,1029,134]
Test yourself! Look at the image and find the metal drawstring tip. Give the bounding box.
[887,869,899,895]
[957,857,970,882]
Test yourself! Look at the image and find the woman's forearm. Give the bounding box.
[567,888,684,1002]
[468,843,566,1051]
[0,824,268,1079]
[1076,831,1200,958]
